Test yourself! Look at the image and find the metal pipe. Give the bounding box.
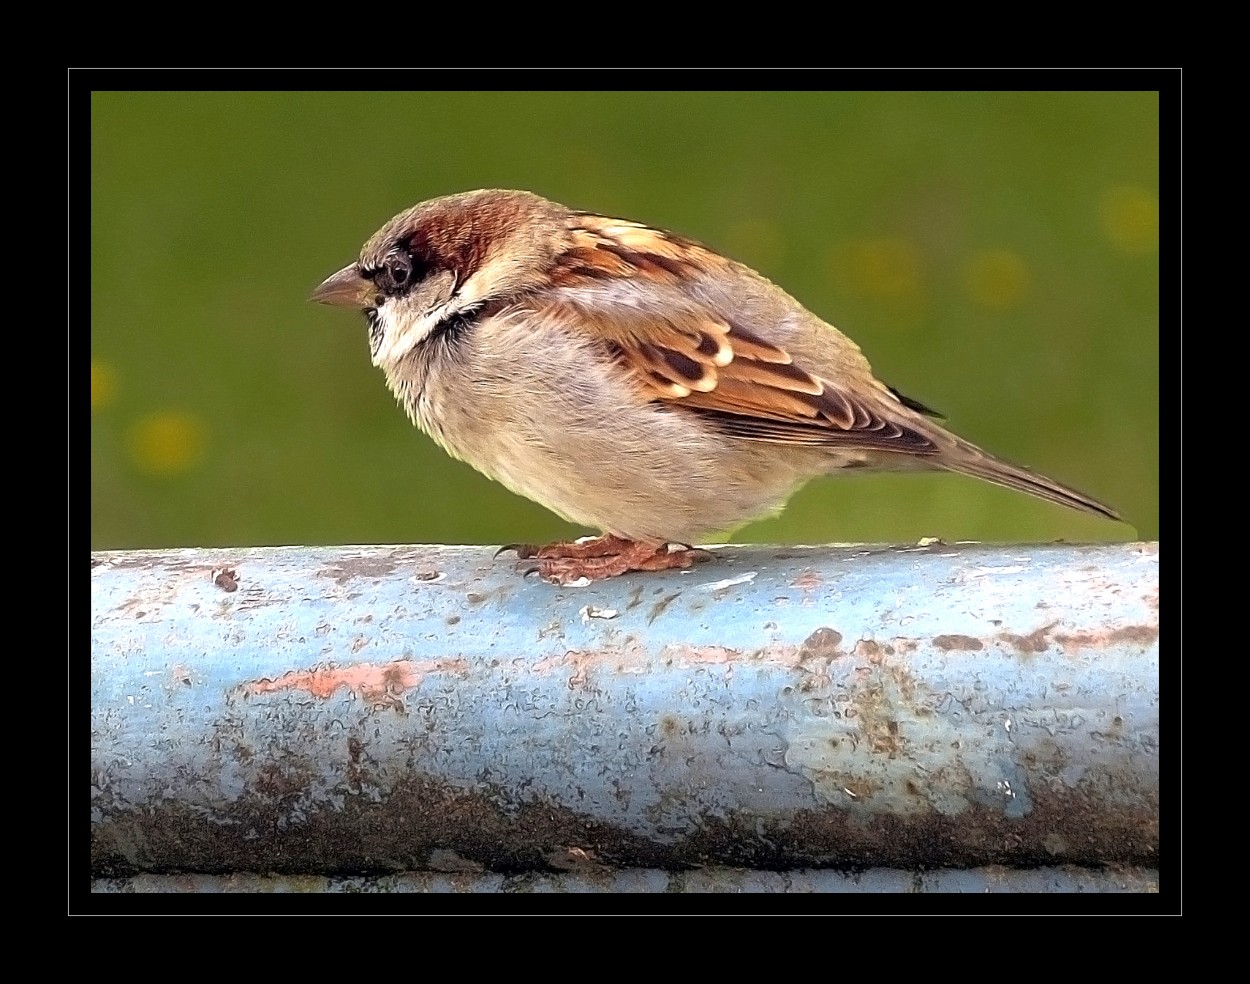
[91,542,1159,877]
[91,865,1160,894]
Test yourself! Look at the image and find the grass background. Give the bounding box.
[90,90,1158,551]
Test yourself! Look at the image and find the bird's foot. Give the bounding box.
[499,535,710,584]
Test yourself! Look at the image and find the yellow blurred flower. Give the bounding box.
[127,411,206,475]
[91,361,118,411]
[963,249,1031,310]
[833,238,922,299]
[1099,186,1158,255]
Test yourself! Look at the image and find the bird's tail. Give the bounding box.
[940,437,1122,522]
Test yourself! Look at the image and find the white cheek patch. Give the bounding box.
[370,303,451,367]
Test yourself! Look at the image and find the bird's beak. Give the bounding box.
[311,264,375,309]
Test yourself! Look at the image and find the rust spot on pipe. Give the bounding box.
[800,627,843,659]
[1054,625,1159,653]
[243,659,467,703]
[998,622,1058,654]
[932,634,984,651]
[835,776,883,800]
[533,646,646,689]
[856,639,889,664]
[789,570,824,591]
[666,644,742,665]
[848,683,905,758]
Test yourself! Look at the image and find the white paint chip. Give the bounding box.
[700,572,757,591]
[579,605,619,622]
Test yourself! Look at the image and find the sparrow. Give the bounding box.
[313,189,1120,583]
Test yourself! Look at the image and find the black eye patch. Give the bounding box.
[381,252,412,292]
[369,249,433,297]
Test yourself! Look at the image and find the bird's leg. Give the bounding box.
[499,535,710,583]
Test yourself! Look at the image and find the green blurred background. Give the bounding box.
[90,91,1158,551]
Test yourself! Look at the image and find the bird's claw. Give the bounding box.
[496,543,539,559]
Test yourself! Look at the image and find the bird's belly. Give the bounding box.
[477,431,813,543]
[406,367,817,542]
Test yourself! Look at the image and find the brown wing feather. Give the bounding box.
[551,218,939,455]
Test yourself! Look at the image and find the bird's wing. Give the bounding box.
[548,215,939,454]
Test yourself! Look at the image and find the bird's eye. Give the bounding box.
[377,252,414,294]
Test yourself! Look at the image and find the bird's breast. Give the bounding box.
[380,310,825,541]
